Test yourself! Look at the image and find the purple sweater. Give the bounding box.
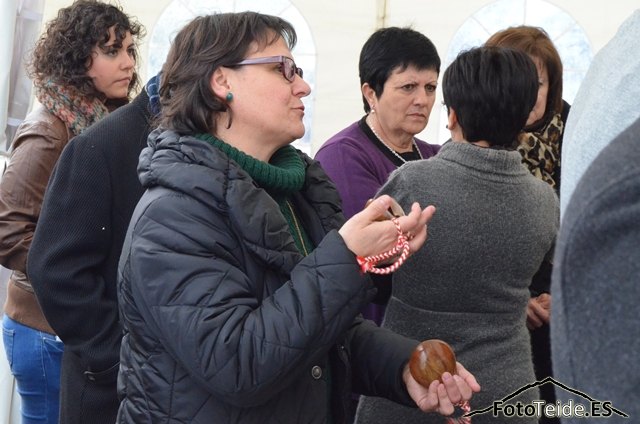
[315,119,440,220]
[315,119,440,326]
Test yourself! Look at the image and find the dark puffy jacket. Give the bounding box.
[117,129,418,423]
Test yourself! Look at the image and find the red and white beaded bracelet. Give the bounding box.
[356,218,410,274]
[447,400,472,423]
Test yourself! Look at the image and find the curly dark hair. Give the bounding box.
[29,0,144,100]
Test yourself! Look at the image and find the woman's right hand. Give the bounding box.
[338,195,436,259]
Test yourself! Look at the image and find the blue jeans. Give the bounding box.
[2,315,63,424]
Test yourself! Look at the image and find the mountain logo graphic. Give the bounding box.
[464,377,629,419]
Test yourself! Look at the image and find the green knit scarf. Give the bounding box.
[196,133,313,255]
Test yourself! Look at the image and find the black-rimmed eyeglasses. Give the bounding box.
[232,55,303,82]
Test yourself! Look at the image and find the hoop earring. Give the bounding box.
[226,92,234,102]
[226,112,233,129]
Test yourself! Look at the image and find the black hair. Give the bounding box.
[442,46,538,148]
[359,27,440,113]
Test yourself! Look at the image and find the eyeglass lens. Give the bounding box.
[283,58,303,81]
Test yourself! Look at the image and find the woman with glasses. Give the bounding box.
[115,12,479,424]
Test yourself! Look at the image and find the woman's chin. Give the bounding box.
[292,128,306,142]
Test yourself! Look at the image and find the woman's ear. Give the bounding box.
[447,107,457,130]
[210,67,231,99]
[447,107,464,141]
[361,83,377,110]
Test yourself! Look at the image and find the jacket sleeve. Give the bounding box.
[348,317,418,407]
[0,122,66,273]
[120,193,376,407]
[315,140,385,220]
[28,137,121,373]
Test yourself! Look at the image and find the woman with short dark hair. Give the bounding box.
[316,27,441,221]
[315,29,444,421]
[356,46,558,424]
[315,26,442,328]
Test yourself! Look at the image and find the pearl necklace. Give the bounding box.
[367,117,423,164]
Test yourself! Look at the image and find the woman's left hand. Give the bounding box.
[403,362,481,416]
[526,293,551,330]
[338,195,435,258]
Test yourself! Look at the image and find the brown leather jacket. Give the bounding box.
[0,106,71,334]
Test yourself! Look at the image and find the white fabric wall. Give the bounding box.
[1,0,43,153]
[0,0,18,156]
[0,0,18,416]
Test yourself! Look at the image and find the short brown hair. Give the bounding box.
[159,12,297,135]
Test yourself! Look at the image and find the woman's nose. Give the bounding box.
[294,74,311,98]
[121,51,135,70]
[414,88,430,105]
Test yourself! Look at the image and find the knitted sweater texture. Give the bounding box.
[356,141,559,423]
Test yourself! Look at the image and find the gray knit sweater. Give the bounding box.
[355,141,558,423]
